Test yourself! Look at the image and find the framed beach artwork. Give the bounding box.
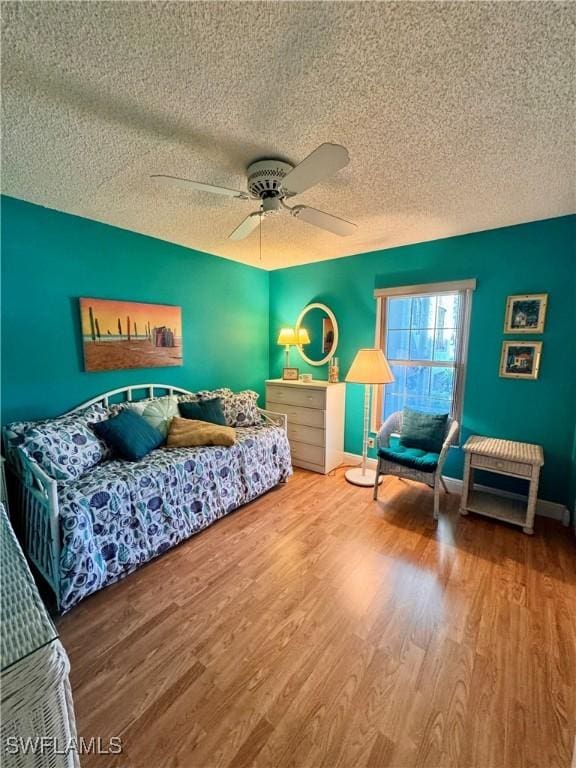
[80,298,183,372]
[504,294,548,333]
[499,341,542,380]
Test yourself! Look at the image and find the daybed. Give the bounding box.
[3,385,292,612]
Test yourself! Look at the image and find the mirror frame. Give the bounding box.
[295,303,339,367]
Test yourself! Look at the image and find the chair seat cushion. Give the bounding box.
[378,445,439,472]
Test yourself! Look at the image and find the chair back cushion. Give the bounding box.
[399,408,448,453]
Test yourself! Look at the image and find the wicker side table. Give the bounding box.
[460,436,544,535]
[0,504,79,767]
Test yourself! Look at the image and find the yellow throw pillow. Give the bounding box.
[166,417,236,448]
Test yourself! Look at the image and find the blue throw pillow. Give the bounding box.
[94,409,164,461]
[399,407,448,454]
[178,397,227,426]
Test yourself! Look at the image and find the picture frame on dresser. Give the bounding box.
[282,367,300,381]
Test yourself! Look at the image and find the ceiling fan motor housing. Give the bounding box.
[246,160,294,199]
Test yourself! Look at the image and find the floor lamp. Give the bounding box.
[345,348,394,487]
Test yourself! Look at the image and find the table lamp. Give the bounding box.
[345,348,394,486]
[277,327,311,368]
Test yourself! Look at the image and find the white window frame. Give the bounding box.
[372,279,476,434]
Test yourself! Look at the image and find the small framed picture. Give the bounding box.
[282,367,300,381]
[504,294,548,334]
[499,341,542,380]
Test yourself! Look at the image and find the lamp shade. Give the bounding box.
[277,327,297,346]
[345,348,394,384]
[297,328,311,345]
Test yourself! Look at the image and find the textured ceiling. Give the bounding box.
[1,1,575,270]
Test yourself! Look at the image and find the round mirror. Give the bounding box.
[295,303,339,366]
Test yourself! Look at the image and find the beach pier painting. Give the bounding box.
[80,298,182,371]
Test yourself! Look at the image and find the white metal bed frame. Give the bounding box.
[2,384,287,610]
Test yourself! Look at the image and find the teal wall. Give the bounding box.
[570,427,576,525]
[269,216,576,505]
[2,196,574,506]
[1,196,270,423]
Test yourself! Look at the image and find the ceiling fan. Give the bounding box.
[151,143,357,241]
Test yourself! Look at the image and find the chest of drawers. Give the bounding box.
[266,379,345,474]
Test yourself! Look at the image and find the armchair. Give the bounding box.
[373,410,459,519]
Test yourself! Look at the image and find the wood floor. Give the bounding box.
[57,469,576,768]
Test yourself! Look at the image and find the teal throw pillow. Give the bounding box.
[178,398,227,426]
[399,407,448,454]
[94,409,164,461]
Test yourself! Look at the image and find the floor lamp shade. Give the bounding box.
[345,348,394,385]
[345,349,394,487]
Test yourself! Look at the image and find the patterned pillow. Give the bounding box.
[199,389,261,427]
[176,392,200,404]
[18,405,109,481]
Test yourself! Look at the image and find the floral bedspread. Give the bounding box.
[57,424,292,611]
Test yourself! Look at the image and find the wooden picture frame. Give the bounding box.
[499,341,542,380]
[80,297,182,372]
[504,294,548,334]
[282,367,300,381]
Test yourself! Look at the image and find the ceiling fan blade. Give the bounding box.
[282,143,350,195]
[229,212,262,241]
[291,205,357,236]
[151,174,248,200]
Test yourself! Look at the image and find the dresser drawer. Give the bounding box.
[266,401,325,429]
[289,440,325,466]
[288,423,324,447]
[266,385,326,410]
[470,454,532,478]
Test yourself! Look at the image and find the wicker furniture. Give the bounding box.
[1,456,8,515]
[0,503,79,768]
[460,435,544,535]
[373,410,459,518]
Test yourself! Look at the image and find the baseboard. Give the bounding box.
[342,452,570,524]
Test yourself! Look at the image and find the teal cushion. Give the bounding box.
[93,410,164,461]
[178,398,227,426]
[399,407,448,453]
[378,444,439,472]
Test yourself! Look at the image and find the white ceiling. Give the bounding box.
[1,1,575,270]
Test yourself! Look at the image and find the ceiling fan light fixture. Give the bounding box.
[262,197,282,214]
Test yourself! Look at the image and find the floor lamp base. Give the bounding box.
[345,467,383,487]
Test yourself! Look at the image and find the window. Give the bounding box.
[374,280,475,429]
